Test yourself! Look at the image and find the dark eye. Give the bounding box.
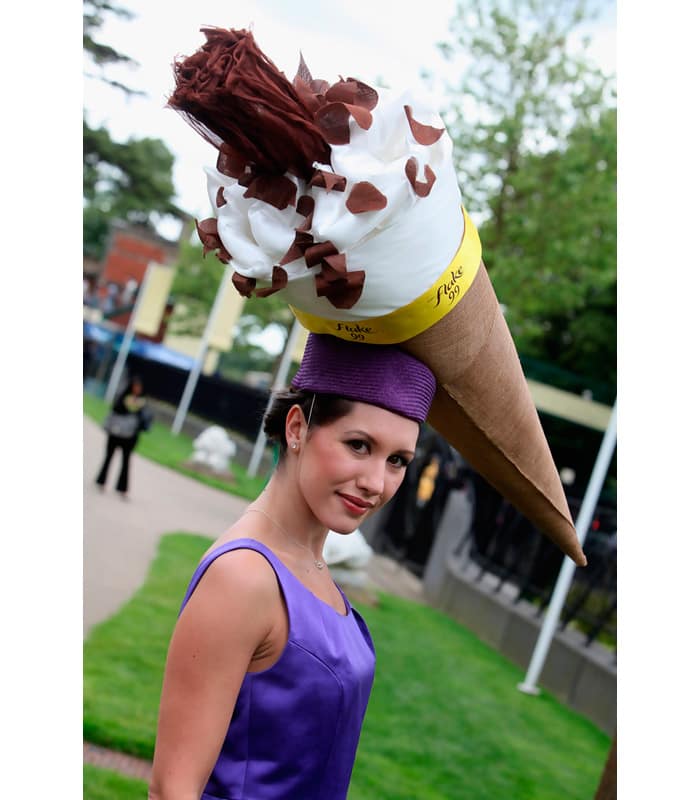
[388,454,410,469]
[347,439,369,454]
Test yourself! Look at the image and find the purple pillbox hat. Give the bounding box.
[291,334,436,423]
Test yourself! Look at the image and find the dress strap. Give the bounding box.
[179,537,290,616]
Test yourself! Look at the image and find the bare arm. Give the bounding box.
[149,549,283,800]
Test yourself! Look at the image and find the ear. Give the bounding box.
[285,404,308,448]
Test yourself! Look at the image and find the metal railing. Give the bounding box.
[372,441,617,654]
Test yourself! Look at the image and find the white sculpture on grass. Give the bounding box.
[191,426,237,474]
[323,528,374,588]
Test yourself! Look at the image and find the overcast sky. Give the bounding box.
[83,0,616,234]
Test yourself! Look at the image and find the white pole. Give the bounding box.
[104,263,155,405]
[247,318,303,477]
[171,266,233,435]
[518,397,618,695]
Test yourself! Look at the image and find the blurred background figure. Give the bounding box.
[120,278,139,307]
[95,374,152,498]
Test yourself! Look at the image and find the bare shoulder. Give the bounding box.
[173,544,284,668]
[192,544,280,608]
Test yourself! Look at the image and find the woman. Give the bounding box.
[95,375,149,498]
[149,334,436,800]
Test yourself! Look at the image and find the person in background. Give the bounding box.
[95,374,151,499]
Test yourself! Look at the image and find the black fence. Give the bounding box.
[84,337,269,441]
[371,427,617,653]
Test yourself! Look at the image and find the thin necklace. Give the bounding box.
[245,508,326,571]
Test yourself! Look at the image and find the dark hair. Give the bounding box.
[113,374,144,408]
[263,389,354,457]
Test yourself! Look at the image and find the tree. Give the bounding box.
[479,107,616,385]
[83,1,179,260]
[83,119,180,259]
[436,0,616,387]
[83,0,144,96]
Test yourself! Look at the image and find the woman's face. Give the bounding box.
[291,401,419,534]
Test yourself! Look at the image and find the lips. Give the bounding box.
[337,493,374,515]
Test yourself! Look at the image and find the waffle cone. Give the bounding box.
[403,262,586,566]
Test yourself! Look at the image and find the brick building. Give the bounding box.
[86,221,182,343]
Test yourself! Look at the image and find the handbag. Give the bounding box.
[103,412,140,438]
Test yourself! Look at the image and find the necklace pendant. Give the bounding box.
[245,509,325,572]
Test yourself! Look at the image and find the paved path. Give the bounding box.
[84,416,250,637]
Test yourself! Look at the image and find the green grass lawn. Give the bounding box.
[83,765,147,800]
[83,392,268,500]
[83,533,610,800]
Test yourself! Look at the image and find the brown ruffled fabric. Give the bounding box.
[313,78,378,145]
[239,174,298,210]
[405,157,437,198]
[304,241,339,269]
[255,266,288,298]
[169,27,330,182]
[279,230,315,267]
[326,78,378,111]
[404,105,444,145]
[292,54,330,114]
[346,181,387,213]
[309,168,347,192]
[315,259,366,309]
[232,272,257,297]
[169,27,382,192]
[216,143,247,179]
[196,218,232,263]
[296,195,315,230]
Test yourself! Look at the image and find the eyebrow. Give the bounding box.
[344,429,416,457]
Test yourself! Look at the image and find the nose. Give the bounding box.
[356,457,385,498]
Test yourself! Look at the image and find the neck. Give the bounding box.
[252,469,328,558]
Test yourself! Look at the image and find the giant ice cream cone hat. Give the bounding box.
[168,27,586,566]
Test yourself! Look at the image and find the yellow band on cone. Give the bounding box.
[290,207,482,345]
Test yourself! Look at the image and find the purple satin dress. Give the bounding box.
[180,537,376,800]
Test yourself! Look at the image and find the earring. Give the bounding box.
[291,442,298,450]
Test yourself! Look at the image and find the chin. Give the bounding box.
[330,523,361,535]
[321,511,361,535]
